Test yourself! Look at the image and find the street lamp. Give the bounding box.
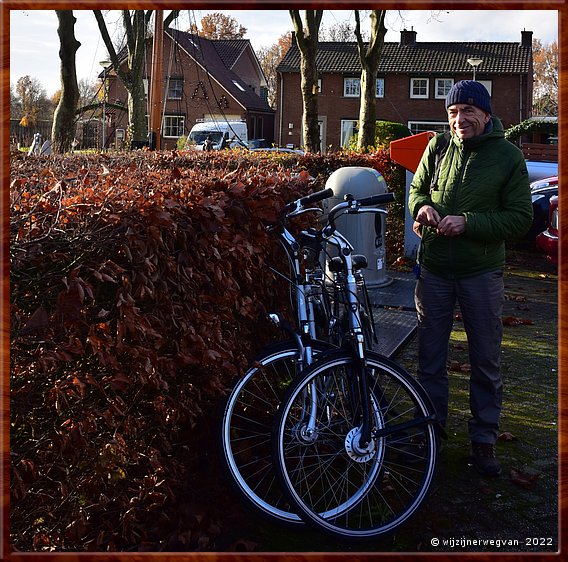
[467,58,483,81]
[99,60,111,150]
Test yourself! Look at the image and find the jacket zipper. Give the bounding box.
[448,146,469,276]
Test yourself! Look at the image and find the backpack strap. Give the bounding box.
[429,131,451,193]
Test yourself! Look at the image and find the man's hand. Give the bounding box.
[437,215,466,237]
[416,205,441,228]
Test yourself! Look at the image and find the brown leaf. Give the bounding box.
[503,316,521,326]
[229,538,258,552]
[21,305,49,333]
[510,468,539,489]
[498,431,516,441]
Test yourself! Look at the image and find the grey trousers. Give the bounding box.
[415,268,505,444]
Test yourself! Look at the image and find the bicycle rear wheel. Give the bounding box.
[272,350,439,540]
[219,340,333,525]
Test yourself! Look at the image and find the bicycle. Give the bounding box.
[219,186,376,525]
[272,192,441,540]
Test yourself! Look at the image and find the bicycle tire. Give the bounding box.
[219,339,334,525]
[272,350,439,540]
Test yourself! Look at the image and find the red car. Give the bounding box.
[536,195,558,265]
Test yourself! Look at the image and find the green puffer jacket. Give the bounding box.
[408,117,533,279]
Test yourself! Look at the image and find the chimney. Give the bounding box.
[400,28,417,46]
[521,29,533,48]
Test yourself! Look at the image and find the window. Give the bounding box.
[435,79,454,99]
[408,121,450,135]
[344,78,360,97]
[163,115,185,138]
[167,78,183,100]
[376,78,385,98]
[232,80,246,92]
[344,77,385,98]
[340,119,358,147]
[478,80,493,96]
[410,78,429,99]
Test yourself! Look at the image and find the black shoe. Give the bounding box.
[471,442,502,477]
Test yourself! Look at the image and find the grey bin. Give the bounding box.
[322,167,392,288]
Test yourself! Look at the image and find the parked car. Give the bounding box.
[246,138,268,149]
[535,195,558,265]
[528,176,558,239]
[525,160,558,183]
[249,147,305,155]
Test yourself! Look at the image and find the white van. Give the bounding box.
[186,121,248,150]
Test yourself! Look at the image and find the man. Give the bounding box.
[408,80,533,476]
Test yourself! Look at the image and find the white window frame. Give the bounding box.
[376,78,385,98]
[167,78,183,100]
[340,119,358,147]
[344,77,360,97]
[163,115,185,138]
[344,77,385,98]
[410,77,429,99]
[407,121,450,135]
[435,78,454,99]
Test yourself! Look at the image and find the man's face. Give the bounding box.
[447,103,491,139]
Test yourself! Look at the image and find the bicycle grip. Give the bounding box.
[298,188,334,206]
[357,192,395,206]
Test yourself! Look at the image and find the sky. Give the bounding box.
[9,8,559,97]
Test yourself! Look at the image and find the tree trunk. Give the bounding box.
[51,11,81,154]
[290,10,323,153]
[355,11,387,152]
[93,10,179,147]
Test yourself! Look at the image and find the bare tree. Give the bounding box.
[257,33,292,108]
[320,20,363,42]
[93,10,179,147]
[289,10,323,153]
[51,10,81,153]
[354,10,387,151]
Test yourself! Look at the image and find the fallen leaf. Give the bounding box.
[21,305,49,333]
[498,432,516,441]
[510,468,539,489]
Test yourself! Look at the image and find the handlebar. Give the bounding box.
[325,192,396,236]
[284,188,334,215]
[355,192,396,207]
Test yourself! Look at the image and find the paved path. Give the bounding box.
[367,269,417,357]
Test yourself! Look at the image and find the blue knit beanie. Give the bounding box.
[445,80,492,114]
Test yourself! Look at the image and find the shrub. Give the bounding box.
[10,148,405,550]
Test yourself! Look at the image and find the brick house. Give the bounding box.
[276,29,534,152]
[104,28,275,149]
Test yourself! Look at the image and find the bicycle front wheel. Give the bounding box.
[272,350,439,540]
[219,340,333,525]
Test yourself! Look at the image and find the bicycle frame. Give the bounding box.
[317,196,394,449]
[270,190,395,449]
[267,188,336,370]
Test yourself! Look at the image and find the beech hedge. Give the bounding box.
[10,148,403,551]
